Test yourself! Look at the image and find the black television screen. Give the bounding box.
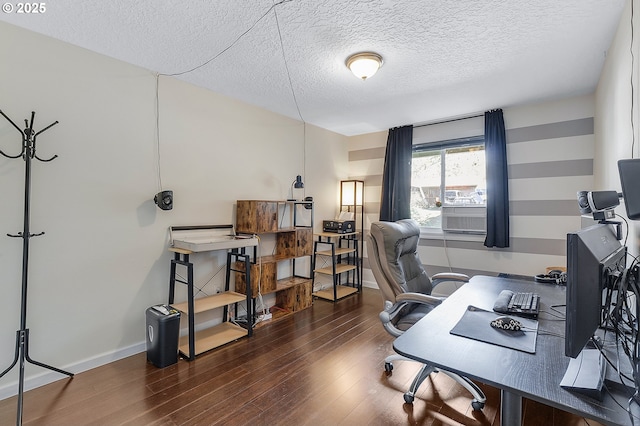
[565,224,626,358]
[618,159,640,220]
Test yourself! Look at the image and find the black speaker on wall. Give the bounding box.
[154,190,173,210]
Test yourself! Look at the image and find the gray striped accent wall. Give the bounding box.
[507,117,594,143]
[349,109,594,280]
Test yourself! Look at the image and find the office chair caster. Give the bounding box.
[384,362,393,373]
[471,400,485,411]
[404,392,415,404]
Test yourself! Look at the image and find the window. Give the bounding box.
[410,136,486,230]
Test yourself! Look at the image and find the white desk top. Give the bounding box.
[169,225,258,252]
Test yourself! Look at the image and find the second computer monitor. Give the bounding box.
[565,224,626,358]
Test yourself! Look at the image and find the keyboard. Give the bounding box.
[493,290,540,318]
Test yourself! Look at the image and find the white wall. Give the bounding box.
[0,21,348,398]
[595,0,640,255]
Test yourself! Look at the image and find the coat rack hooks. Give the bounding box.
[0,109,59,162]
[0,108,71,426]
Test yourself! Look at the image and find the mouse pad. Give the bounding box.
[449,305,539,354]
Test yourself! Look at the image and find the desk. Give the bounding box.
[168,225,258,360]
[393,275,632,426]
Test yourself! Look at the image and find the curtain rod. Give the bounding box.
[414,113,484,128]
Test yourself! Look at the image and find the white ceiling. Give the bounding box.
[0,0,626,136]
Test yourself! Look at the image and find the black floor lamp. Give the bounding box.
[0,110,74,426]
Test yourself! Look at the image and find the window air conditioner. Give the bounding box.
[442,206,487,234]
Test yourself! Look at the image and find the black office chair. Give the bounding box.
[367,219,486,409]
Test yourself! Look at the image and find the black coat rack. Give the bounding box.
[0,110,73,426]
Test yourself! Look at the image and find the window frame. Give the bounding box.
[411,135,486,237]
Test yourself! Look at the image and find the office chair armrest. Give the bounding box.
[395,292,444,306]
[431,272,470,286]
[380,294,443,337]
[380,301,405,337]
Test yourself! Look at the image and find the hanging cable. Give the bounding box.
[273,4,304,123]
[155,73,163,192]
[273,1,307,185]
[161,0,294,77]
[632,0,636,158]
[153,0,301,193]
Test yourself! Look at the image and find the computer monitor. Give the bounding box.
[565,223,626,358]
[618,159,640,220]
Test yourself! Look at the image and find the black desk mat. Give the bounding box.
[450,305,539,353]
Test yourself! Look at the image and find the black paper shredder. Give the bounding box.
[145,304,181,368]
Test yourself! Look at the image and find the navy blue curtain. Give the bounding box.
[379,125,413,221]
[484,109,510,248]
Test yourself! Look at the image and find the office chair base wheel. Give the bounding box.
[471,400,485,411]
[403,392,414,404]
[384,362,393,373]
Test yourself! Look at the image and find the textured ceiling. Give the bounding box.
[0,0,626,136]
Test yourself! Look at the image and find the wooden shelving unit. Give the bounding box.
[234,200,314,323]
[167,232,255,361]
[312,231,361,301]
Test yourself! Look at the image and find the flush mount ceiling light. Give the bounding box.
[346,52,383,80]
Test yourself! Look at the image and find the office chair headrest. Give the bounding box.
[369,219,432,295]
[371,219,420,259]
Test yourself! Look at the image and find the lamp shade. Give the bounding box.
[346,52,383,80]
[341,180,364,206]
[294,175,304,188]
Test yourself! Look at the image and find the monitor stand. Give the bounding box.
[560,347,606,400]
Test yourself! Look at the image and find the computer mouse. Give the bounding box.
[490,316,522,332]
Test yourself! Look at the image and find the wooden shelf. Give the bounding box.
[246,276,311,296]
[276,276,311,292]
[315,247,355,257]
[313,285,359,301]
[259,253,310,263]
[171,291,246,314]
[315,231,358,238]
[271,308,293,320]
[178,322,247,358]
[314,264,357,276]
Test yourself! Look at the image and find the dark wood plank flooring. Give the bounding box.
[0,288,601,425]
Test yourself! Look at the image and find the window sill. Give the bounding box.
[419,229,486,243]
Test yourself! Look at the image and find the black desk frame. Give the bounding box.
[168,248,252,361]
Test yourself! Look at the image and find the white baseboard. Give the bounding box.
[362,279,378,289]
[0,341,146,401]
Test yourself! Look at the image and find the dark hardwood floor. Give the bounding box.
[0,288,601,425]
